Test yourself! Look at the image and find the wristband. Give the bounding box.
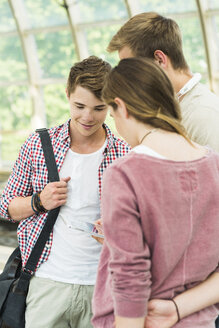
[171,299,180,322]
[38,192,48,213]
[31,194,39,215]
[33,192,48,214]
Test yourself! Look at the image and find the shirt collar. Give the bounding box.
[103,123,115,153]
[60,119,71,141]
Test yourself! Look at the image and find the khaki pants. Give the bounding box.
[25,276,94,328]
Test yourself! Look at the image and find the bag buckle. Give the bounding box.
[22,267,34,276]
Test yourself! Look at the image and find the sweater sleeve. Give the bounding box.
[102,164,152,318]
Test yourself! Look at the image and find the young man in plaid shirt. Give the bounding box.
[0,56,130,328]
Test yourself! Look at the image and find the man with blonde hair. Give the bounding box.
[108,12,219,152]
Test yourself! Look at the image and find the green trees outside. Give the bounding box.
[0,0,218,163]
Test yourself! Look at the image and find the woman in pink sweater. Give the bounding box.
[92,58,219,328]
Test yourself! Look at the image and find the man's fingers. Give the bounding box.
[61,176,71,183]
[50,192,68,201]
[92,235,104,245]
[57,193,68,200]
[95,219,102,225]
[56,187,68,194]
[40,177,70,210]
[51,180,70,189]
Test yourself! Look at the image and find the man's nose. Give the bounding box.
[82,109,94,122]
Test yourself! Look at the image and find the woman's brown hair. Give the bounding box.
[102,57,190,141]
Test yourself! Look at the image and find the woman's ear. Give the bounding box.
[114,97,129,119]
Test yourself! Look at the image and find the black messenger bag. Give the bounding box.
[0,128,60,328]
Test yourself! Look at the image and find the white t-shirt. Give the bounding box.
[132,144,165,159]
[36,141,106,284]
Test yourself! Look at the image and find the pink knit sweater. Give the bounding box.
[92,149,219,328]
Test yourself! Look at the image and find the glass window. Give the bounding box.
[44,84,69,128]
[0,86,31,162]
[0,35,27,81]
[35,30,76,78]
[177,17,207,77]
[1,131,31,164]
[210,15,219,71]
[0,0,16,32]
[138,0,196,14]
[23,0,68,28]
[207,0,219,9]
[85,24,122,66]
[76,0,128,23]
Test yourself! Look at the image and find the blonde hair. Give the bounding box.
[102,57,190,142]
[107,12,188,71]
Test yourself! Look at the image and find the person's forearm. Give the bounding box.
[8,196,34,221]
[7,178,70,221]
[174,272,219,319]
[115,315,145,328]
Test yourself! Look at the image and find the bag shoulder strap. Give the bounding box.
[36,128,59,182]
[23,128,60,274]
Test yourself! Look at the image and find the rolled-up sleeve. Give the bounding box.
[0,135,33,220]
[102,165,152,318]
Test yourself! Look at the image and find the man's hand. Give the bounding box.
[144,299,178,328]
[40,177,71,210]
[92,219,104,244]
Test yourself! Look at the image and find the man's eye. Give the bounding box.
[76,105,84,109]
[95,107,106,111]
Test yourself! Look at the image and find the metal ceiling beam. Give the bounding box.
[3,7,219,38]
[8,0,47,128]
[124,0,141,17]
[196,0,219,94]
[63,0,89,60]
[0,18,128,38]
[195,0,215,91]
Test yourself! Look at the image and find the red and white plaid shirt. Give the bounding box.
[0,120,130,269]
